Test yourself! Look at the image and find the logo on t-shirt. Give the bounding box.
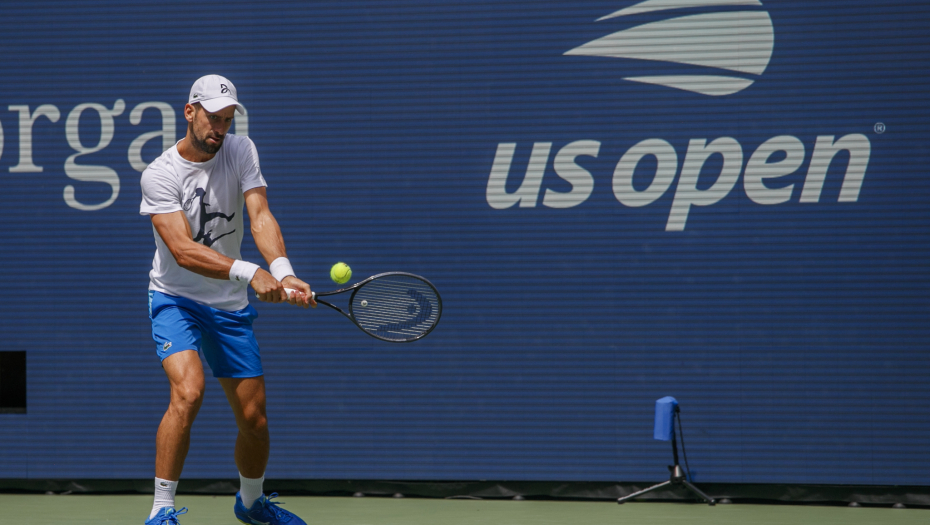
[183,187,236,247]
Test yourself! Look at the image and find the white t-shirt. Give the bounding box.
[140,134,267,311]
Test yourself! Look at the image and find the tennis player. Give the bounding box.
[140,74,314,525]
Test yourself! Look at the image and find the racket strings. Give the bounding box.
[351,276,440,341]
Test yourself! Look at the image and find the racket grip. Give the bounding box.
[285,288,317,301]
[254,287,305,299]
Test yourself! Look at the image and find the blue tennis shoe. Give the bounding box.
[235,492,306,525]
[145,507,188,525]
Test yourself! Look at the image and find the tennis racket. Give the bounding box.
[259,272,442,342]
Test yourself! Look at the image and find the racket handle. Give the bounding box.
[254,287,314,300]
[287,288,317,301]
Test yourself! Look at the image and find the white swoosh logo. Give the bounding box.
[622,75,755,97]
[565,2,774,96]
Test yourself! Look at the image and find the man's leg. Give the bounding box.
[150,350,204,521]
[219,376,304,525]
[156,350,206,480]
[218,375,269,479]
[219,376,272,517]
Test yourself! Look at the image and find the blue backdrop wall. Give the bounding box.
[0,0,928,485]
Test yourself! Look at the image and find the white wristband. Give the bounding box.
[269,257,296,281]
[229,260,261,283]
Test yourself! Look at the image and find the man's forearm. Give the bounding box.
[152,211,241,280]
[171,239,237,280]
[250,209,288,265]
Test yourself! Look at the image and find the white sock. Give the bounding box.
[239,472,265,509]
[150,478,178,519]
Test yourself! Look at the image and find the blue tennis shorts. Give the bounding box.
[149,290,263,378]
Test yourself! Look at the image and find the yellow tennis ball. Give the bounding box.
[330,262,352,284]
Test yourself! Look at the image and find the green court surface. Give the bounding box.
[2,494,926,525]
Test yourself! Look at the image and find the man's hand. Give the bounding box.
[282,276,316,308]
[251,269,288,303]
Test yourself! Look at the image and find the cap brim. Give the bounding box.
[198,97,245,115]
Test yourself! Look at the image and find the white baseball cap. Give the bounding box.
[188,74,245,114]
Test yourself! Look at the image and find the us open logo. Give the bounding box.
[565,0,775,96]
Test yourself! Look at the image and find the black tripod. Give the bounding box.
[617,407,715,505]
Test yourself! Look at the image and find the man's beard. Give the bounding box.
[189,123,224,154]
